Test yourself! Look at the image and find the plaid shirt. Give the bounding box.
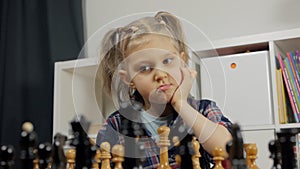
[96,98,232,169]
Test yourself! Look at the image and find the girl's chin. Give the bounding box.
[149,91,174,104]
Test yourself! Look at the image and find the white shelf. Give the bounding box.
[53,57,114,139]
[53,28,300,168]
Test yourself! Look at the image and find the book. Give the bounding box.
[276,69,286,123]
[277,53,299,122]
[295,51,300,75]
[279,69,288,123]
[284,58,300,121]
[287,52,300,97]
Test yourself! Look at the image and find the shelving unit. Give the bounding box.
[53,28,300,168]
[198,28,300,169]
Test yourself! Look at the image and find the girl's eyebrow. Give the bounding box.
[130,50,178,64]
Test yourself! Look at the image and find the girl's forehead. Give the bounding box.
[126,48,178,64]
[126,34,179,57]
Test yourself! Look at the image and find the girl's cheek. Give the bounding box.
[166,68,182,84]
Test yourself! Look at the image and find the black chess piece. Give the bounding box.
[0,145,14,169]
[277,128,299,169]
[178,135,193,169]
[119,103,146,169]
[51,133,67,169]
[226,123,247,169]
[19,122,38,169]
[136,140,146,169]
[268,139,281,169]
[70,115,94,169]
[37,142,52,169]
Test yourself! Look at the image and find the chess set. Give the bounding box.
[0,115,299,169]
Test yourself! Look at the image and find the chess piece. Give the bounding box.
[70,115,94,169]
[244,143,259,169]
[37,142,52,169]
[51,133,67,169]
[66,149,75,169]
[172,136,181,166]
[100,142,112,169]
[33,158,39,169]
[243,144,250,167]
[92,148,101,169]
[120,111,146,169]
[136,140,146,169]
[268,140,281,169]
[157,126,171,169]
[19,121,38,169]
[170,123,195,169]
[0,145,15,169]
[191,137,201,169]
[226,123,247,169]
[112,144,124,169]
[277,128,298,169]
[212,146,224,169]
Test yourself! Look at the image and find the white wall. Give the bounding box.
[84,0,300,47]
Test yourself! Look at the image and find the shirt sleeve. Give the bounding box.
[96,113,121,147]
[188,98,232,132]
[202,100,232,129]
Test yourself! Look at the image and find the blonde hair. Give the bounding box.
[97,11,189,99]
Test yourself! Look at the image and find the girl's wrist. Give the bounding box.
[172,99,188,113]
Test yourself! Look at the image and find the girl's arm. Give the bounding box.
[171,66,232,157]
[173,101,232,157]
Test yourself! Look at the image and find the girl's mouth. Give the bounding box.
[158,84,171,91]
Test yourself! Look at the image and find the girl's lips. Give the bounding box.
[158,84,171,91]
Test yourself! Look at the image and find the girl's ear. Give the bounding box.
[118,70,132,86]
[180,52,188,63]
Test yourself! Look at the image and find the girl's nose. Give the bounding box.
[154,69,168,81]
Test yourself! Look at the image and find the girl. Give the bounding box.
[96,11,232,169]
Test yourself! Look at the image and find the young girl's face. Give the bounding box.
[120,35,186,109]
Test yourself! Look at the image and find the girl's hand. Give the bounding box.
[171,65,197,111]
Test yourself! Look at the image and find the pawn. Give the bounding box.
[0,145,15,169]
[100,142,112,169]
[93,148,101,169]
[157,126,171,169]
[245,143,259,169]
[112,144,124,169]
[37,142,52,169]
[33,158,39,169]
[66,148,75,169]
[213,147,225,169]
[191,137,201,169]
[268,140,281,169]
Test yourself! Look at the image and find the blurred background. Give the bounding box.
[1,0,300,167]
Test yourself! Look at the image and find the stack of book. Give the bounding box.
[276,51,300,124]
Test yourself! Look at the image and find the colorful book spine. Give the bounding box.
[278,53,299,122]
[284,58,300,121]
[296,51,300,73]
[287,52,300,97]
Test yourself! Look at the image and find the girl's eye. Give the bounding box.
[139,65,152,72]
[163,57,174,65]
